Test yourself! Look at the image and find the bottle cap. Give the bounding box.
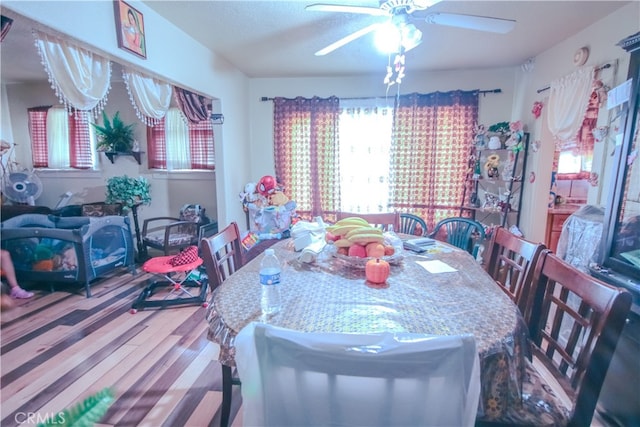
[265,249,275,256]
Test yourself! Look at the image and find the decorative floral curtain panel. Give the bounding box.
[547,66,595,144]
[390,91,479,229]
[33,30,111,117]
[273,96,341,220]
[122,67,172,126]
[1,15,13,42]
[174,87,212,124]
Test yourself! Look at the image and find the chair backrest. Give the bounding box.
[399,213,428,236]
[336,211,400,231]
[235,323,481,427]
[429,217,485,257]
[179,203,209,224]
[200,221,243,291]
[525,250,632,426]
[484,226,546,313]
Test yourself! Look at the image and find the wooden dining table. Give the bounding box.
[205,238,529,421]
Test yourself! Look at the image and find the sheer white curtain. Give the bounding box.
[122,68,172,126]
[339,98,394,213]
[33,30,111,118]
[547,66,595,143]
[165,108,191,170]
[46,106,69,168]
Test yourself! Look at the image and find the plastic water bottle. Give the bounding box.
[260,248,282,315]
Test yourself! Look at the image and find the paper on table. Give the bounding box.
[416,259,457,273]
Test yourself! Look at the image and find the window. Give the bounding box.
[339,99,394,213]
[28,106,97,169]
[273,91,478,228]
[147,107,215,170]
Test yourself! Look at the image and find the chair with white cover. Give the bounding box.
[235,323,481,427]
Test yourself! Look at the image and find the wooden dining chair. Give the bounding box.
[200,221,244,427]
[336,211,401,231]
[483,226,546,314]
[235,323,481,427]
[399,213,428,236]
[429,217,485,257]
[485,250,632,427]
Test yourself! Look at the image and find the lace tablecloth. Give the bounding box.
[206,239,528,420]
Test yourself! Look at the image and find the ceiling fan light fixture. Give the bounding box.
[401,23,422,51]
[374,21,402,54]
[411,0,441,11]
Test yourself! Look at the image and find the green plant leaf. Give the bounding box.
[91,111,136,152]
[106,175,151,210]
[37,387,115,427]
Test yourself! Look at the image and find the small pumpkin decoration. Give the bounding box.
[365,258,390,284]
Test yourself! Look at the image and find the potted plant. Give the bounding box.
[92,111,136,153]
[105,175,151,211]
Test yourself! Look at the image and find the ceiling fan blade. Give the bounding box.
[306,3,387,16]
[315,23,381,56]
[424,13,516,34]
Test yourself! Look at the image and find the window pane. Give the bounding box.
[557,151,581,174]
[339,101,393,213]
[46,107,70,168]
[165,108,191,170]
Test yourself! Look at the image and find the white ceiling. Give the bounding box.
[0,1,631,84]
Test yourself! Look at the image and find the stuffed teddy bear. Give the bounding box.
[239,182,266,211]
[484,154,500,179]
[268,191,289,207]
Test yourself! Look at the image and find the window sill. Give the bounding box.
[151,170,215,180]
[34,169,102,179]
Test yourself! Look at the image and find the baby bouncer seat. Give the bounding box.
[131,245,208,313]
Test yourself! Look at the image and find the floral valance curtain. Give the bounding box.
[273,96,340,219]
[390,90,478,229]
[547,66,595,145]
[174,87,211,124]
[33,30,111,118]
[1,15,13,42]
[122,67,172,126]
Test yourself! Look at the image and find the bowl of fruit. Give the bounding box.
[325,217,403,268]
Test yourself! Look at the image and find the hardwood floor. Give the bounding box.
[0,268,243,427]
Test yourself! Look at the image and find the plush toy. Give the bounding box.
[268,191,289,207]
[257,175,277,197]
[474,124,486,147]
[485,154,500,179]
[240,182,266,211]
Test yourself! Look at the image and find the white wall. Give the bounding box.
[1,0,252,229]
[2,1,639,242]
[248,67,515,183]
[515,1,639,243]
[247,2,639,242]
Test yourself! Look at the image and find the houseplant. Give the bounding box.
[105,175,151,211]
[92,111,136,153]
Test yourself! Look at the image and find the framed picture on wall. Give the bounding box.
[114,0,146,59]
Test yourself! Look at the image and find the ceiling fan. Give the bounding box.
[307,0,516,56]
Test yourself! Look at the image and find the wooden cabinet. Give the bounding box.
[546,211,572,253]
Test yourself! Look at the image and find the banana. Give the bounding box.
[336,217,369,226]
[334,238,354,248]
[348,234,384,245]
[330,224,364,236]
[345,226,382,239]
